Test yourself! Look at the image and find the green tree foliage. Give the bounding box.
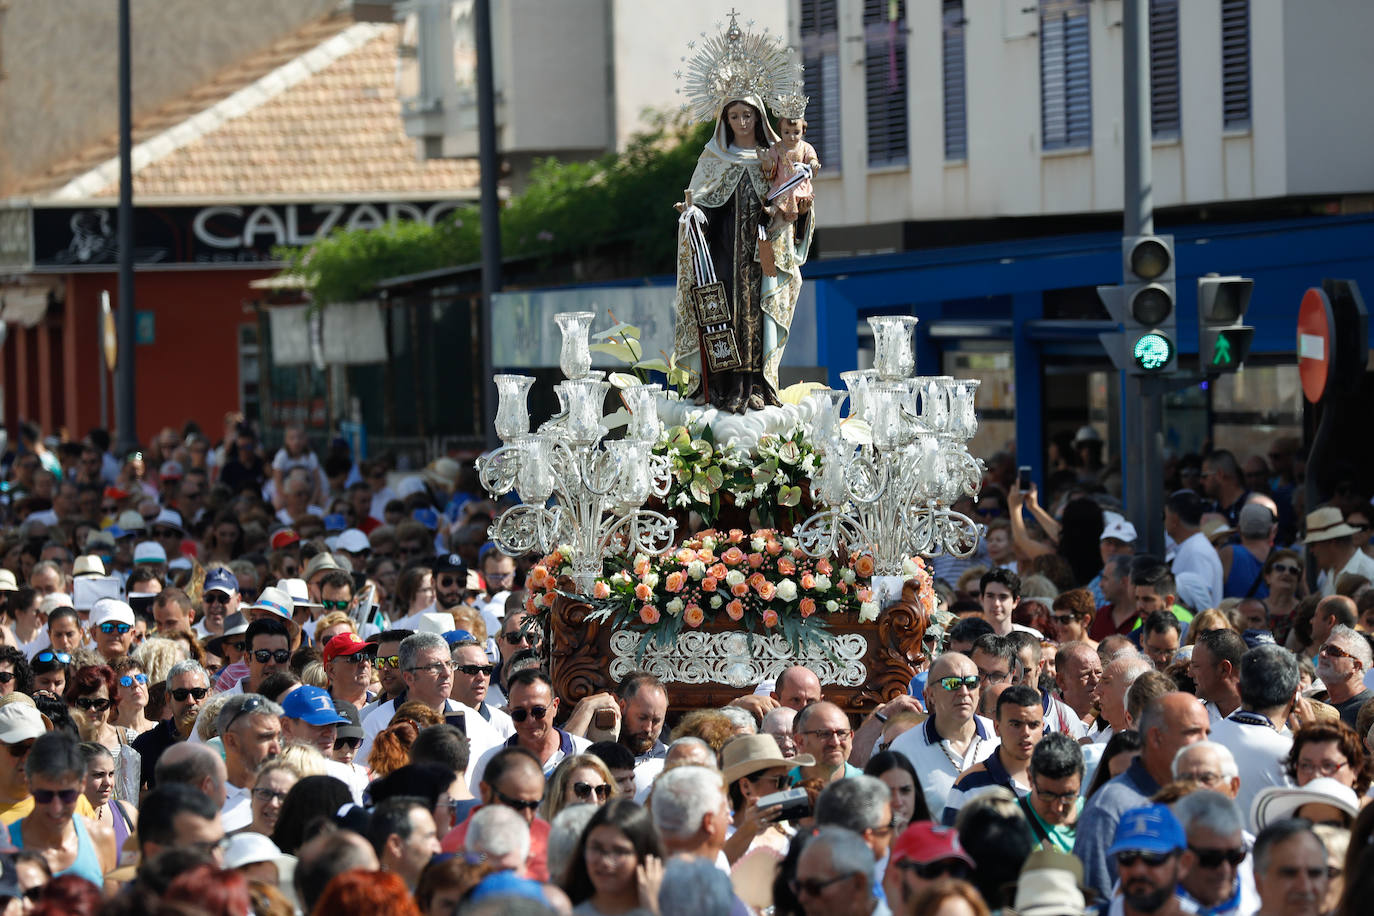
[274,115,712,305]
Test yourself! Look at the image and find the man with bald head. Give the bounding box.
[1309,595,1356,650]
[1055,641,1101,720]
[1171,741,1240,800]
[889,652,999,816]
[155,741,229,808]
[773,665,822,711]
[1076,691,1210,896]
[1095,654,1152,743]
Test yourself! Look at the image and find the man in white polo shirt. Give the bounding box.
[889,652,999,817]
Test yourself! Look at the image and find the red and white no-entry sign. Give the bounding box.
[1298,287,1334,403]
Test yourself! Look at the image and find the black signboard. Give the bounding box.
[29,200,465,268]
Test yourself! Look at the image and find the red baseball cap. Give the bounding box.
[270,529,301,550]
[103,486,130,502]
[890,822,975,867]
[322,632,370,665]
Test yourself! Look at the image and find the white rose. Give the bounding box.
[782,537,798,551]
[825,600,840,613]
[644,573,660,589]
[687,560,707,580]
[725,570,746,587]
[751,538,767,552]
[700,536,717,550]
[813,574,832,591]
[841,568,856,584]
[776,579,798,602]
[859,600,880,623]
[902,556,921,577]
[666,598,684,615]
[710,595,723,608]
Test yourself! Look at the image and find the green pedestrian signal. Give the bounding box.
[1212,334,1233,366]
[1197,276,1255,375]
[1133,332,1175,372]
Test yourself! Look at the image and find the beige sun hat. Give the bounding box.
[721,733,813,785]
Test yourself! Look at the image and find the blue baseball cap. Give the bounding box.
[323,513,348,533]
[442,629,476,647]
[280,686,349,726]
[205,568,239,596]
[467,872,548,905]
[1107,804,1185,856]
[412,508,440,531]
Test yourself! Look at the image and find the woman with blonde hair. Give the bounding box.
[541,753,616,822]
[314,612,356,650]
[1184,606,1236,645]
[133,636,189,686]
[907,879,990,916]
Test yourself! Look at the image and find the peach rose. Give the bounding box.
[709,563,729,581]
[731,582,750,598]
[525,594,538,613]
[634,555,651,577]
[726,599,745,621]
[747,553,765,569]
[757,581,777,601]
[857,587,873,603]
[639,604,660,624]
[777,557,796,576]
[799,597,817,617]
[728,529,745,543]
[684,605,705,627]
[542,591,557,607]
[854,555,876,577]
[747,573,767,590]
[676,548,696,565]
[634,582,652,601]
[800,573,816,590]
[665,571,686,593]
[701,576,719,592]
[762,609,780,627]
[697,549,716,564]
[592,581,611,600]
[765,540,782,556]
[722,546,746,566]
[816,558,833,576]
[529,566,549,587]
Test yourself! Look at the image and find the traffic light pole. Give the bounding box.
[1121,0,1166,557]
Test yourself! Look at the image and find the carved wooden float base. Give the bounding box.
[550,581,929,717]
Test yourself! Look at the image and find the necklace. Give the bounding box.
[937,732,980,771]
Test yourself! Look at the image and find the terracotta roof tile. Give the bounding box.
[21,17,476,201]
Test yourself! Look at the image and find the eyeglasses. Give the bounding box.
[35,652,71,665]
[253,649,292,664]
[321,599,350,611]
[789,873,857,897]
[573,782,612,801]
[493,788,541,812]
[978,667,1012,685]
[74,697,111,712]
[1296,758,1349,778]
[485,571,515,584]
[187,836,231,857]
[800,728,852,742]
[1050,614,1076,625]
[937,675,981,692]
[407,661,455,676]
[252,787,290,804]
[1115,851,1174,868]
[334,736,362,752]
[897,860,971,882]
[170,686,210,702]
[510,705,549,723]
[99,622,132,635]
[118,673,149,688]
[1271,563,1301,575]
[456,663,494,677]
[1,740,34,758]
[1033,782,1079,804]
[1188,845,1247,869]
[374,655,401,670]
[203,592,231,605]
[31,788,81,805]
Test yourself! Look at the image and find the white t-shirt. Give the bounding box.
[1171,531,1224,609]
[888,714,999,817]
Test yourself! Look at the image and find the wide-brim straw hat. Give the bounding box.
[721,733,812,785]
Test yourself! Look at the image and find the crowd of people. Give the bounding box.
[0,417,1370,916]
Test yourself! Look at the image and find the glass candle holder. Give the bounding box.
[516,435,556,502]
[621,384,663,444]
[561,378,611,445]
[554,311,596,379]
[868,315,920,381]
[493,374,535,441]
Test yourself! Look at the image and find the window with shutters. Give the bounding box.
[863,0,908,167]
[1150,0,1181,139]
[1040,0,1092,151]
[942,1,967,161]
[799,0,841,171]
[1221,0,1251,129]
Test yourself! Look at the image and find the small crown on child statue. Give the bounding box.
[770,89,809,121]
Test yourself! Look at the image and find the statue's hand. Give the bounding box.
[674,202,685,213]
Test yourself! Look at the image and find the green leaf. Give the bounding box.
[635,358,671,373]
[689,471,716,503]
[705,465,724,489]
[589,341,638,363]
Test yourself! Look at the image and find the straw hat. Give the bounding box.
[1304,506,1362,544]
[720,733,812,785]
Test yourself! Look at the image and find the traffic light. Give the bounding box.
[1197,274,1254,373]
[1098,235,1178,375]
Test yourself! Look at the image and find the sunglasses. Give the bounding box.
[937,675,981,692]
[170,686,210,702]
[224,695,269,732]
[203,592,231,605]
[1115,851,1174,868]
[897,859,971,881]
[119,673,149,687]
[32,788,81,805]
[0,672,13,685]
[334,736,362,751]
[74,697,111,712]
[1320,643,1358,661]
[253,649,292,664]
[789,874,857,897]
[510,705,549,723]
[35,652,72,665]
[573,782,612,801]
[374,655,401,670]
[2,740,34,757]
[456,664,494,677]
[747,772,787,790]
[494,788,541,812]
[1271,563,1300,575]
[321,599,350,611]
[99,622,132,635]
[1188,845,1247,868]
[503,631,537,646]
[437,575,465,589]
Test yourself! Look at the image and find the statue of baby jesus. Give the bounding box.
[760,116,820,226]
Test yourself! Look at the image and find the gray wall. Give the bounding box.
[0,0,341,195]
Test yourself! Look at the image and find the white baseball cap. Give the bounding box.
[0,705,45,743]
[1101,517,1138,544]
[38,593,75,617]
[133,541,167,564]
[334,529,370,554]
[90,598,136,628]
[221,831,296,879]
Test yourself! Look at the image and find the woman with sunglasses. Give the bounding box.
[542,753,617,823]
[562,798,663,915]
[64,665,141,803]
[8,731,116,888]
[719,734,801,864]
[30,650,70,696]
[78,741,137,859]
[1261,549,1304,643]
[109,658,156,737]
